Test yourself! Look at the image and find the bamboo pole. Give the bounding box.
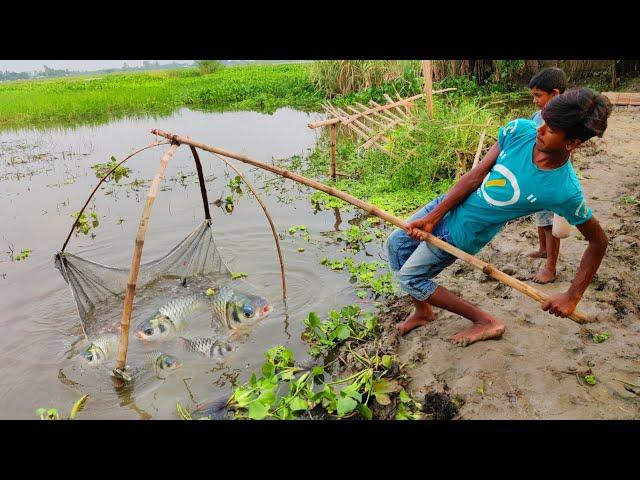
[60,141,170,253]
[396,93,412,115]
[150,129,590,325]
[384,93,410,118]
[370,100,404,122]
[209,151,287,302]
[471,128,488,170]
[114,142,180,374]
[329,123,337,180]
[348,105,386,129]
[422,60,434,118]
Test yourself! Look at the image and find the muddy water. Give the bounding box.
[0,108,383,419]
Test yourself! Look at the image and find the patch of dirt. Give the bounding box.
[384,106,640,419]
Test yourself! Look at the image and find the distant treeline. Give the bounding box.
[0,61,195,82]
[0,60,310,82]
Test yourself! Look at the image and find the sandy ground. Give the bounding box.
[390,106,640,419]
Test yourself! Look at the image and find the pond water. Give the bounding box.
[0,107,391,419]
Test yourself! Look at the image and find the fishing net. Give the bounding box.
[55,219,232,339]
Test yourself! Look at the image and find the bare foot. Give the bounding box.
[528,249,547,258]
[533,267,556,284]
[451,320,505,347]
[396,309,435,336]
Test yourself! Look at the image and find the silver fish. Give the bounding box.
[135,288,272,342]
[143,351,182,379]
[135,294,211,342]
[208,285,272,330]
[80,333,120,366]
[180,336,235,359]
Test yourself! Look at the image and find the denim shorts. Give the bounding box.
[385,195,457,301]
[535,210,554,228]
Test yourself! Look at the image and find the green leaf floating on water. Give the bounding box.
[231,272,248,280]
[69,394,88,419]
[584,375,597,386]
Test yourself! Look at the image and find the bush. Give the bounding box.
[196,60,222,75]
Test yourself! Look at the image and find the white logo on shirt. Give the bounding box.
[574,200,590,218]
[480,164,521,207]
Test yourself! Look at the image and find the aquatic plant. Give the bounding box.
[36,395,88,420]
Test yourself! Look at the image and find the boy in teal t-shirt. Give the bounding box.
[386,88,612,347]
[526,67,568,284]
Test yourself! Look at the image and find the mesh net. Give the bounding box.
[55,220,232,338]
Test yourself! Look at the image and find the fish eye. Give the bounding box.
[165,357,174,366]
[243,305,254,317]
[144,328,154,335]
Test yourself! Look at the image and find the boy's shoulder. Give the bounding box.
[499,118,537,150]
[529,110,543,126]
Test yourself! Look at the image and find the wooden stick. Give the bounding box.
[115,142,180,373]
[329,123,337,180]
[209,152,287,302]
[422,60,433,118]
[150,129,590,325]
[384,93,409,118]
[347,105,386,129]
[471,128,487,170]
[396,93,412,115]
[370,100,404,122]
[60,141,171,253]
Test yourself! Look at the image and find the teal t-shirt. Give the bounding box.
[445,118,592,254]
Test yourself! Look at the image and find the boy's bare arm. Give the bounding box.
[407,143,500,240]
[542,216,608,317]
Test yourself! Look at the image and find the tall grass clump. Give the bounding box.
[196,60,223,75]
[310,60,422,98]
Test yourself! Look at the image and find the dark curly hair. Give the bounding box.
[541,88,613,142]
[528,67,567,93]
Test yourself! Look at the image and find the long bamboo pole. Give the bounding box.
[210,152,287,302]
[150,129,590,324]
[114,142,180,374]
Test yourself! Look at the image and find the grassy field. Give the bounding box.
[0,64,325,131]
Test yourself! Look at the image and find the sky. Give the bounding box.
[0,60,193,72]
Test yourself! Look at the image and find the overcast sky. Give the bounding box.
[0,60,193,72]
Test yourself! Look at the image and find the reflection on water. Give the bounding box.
[0,107,387,419]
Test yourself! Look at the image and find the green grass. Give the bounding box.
[0,64,324,131]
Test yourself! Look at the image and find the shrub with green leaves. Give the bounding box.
[227,345,421,420]
[303,305,379,357]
